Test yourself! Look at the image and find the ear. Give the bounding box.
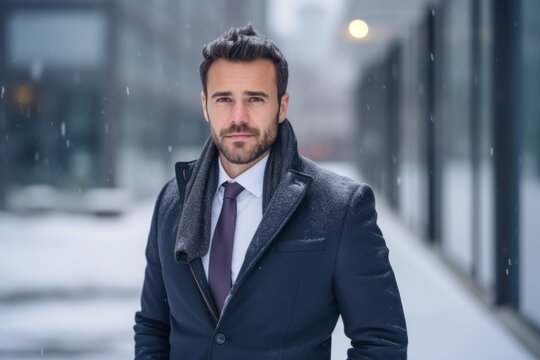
[201,91,209,122]
[278,93,290,123]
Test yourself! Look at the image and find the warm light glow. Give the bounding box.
[348,19,369,39]
[14,84,36,107]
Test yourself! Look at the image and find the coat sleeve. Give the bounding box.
[134,184,171,359]
[333,184,408,359]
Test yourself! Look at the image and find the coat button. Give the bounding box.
[215,333,226,345]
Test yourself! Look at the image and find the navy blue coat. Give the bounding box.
[134,156,407,359]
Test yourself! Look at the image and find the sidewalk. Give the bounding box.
[325,162,537,360]
[0,162,537,359]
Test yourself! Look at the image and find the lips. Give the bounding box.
[224,133,255,140]
[220,124,259,138]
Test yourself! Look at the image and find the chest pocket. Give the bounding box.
[276,238,326,253]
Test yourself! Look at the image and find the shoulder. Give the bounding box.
[152,178,181,222]
[298,157,375,209]
[158,178,179,205]
[157,159,198,209]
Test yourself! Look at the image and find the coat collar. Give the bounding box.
[175,160,196,202]
[174,159,313,262]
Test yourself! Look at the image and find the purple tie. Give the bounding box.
[209,181,244,314]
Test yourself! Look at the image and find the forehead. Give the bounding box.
[206,58,277,93]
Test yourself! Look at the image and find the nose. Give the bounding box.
[231,102,248,125]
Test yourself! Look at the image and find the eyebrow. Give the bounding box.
[244,91,269,98]
[211,91,233,99]
[211,90,270,99]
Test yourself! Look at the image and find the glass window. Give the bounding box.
[440,0,474,272]
[6,10,106,68]
[398,25,428,236]
[477,0,495,293]
[519,0,540,330]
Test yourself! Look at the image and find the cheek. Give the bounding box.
[209,118,223,134]
[209,105,236,123]
[207,107,228,124]
[252,106,278,122]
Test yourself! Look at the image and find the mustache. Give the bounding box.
[220,124,260,137]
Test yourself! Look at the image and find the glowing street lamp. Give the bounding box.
[348,19,369,40]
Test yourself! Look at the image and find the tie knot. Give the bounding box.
[223,181,244,200]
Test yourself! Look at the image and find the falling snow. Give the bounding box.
[1,85,5,99]
[126,86,130,96]
[0,163,535,360]
[61,122,66,137]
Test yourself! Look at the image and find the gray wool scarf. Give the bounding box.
[174,119,301,264]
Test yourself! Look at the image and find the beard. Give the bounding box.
[210,114,280,165]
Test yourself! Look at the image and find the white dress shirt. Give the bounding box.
[202,154,269,284]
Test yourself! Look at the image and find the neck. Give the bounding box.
[220,151,270,179]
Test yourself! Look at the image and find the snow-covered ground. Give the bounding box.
[0,162,537,359]
[0,202,152,359]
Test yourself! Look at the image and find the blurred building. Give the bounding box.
[0,0,267,209]
[351,0,540,356]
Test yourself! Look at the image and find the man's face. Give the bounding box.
[201,59,289,168]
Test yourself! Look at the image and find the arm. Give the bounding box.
[334,184,408,359]
[134,184,171,359]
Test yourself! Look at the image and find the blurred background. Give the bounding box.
[0,0,539,359]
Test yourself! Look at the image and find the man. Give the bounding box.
[134,24,407,359]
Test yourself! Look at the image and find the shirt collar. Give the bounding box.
[217,153,269,199]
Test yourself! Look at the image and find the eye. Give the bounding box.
[216,97,231,103]
[249,97,265,103]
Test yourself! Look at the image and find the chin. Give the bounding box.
[223,147,264,165]
[226,154,258,165]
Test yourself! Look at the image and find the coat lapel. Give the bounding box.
[229,169,313,299]
[174,161,195,202]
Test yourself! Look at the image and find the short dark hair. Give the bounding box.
[199,24,288,100]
